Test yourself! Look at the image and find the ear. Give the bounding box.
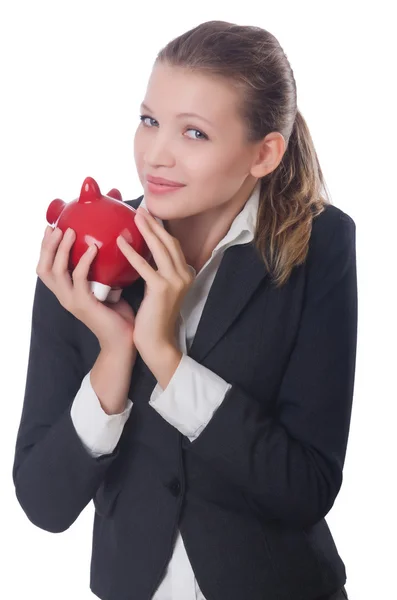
[250,132,286,178]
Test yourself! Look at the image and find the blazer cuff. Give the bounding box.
[149,354,232,440]
[70,371,133,457]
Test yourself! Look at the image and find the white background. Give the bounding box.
[1,1,396,599]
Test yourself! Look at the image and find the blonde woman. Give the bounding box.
[13,20,356,600]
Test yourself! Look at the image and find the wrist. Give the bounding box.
[147,344,183,390]
[90,343,136,416]
[99,336,136,356]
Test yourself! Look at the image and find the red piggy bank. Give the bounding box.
[46,176,151,303]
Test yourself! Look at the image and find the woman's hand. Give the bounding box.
[36,225,137,351]
[116,206,194,366]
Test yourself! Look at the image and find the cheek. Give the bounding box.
[190,152,251,208]
[184,149,229,181]
[189,151,244,190]
[133,140,145,179]
[134,127,146,156]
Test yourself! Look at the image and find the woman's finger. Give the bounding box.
[52,228,76,278]
[134,212,176,279]
[136,209,191,280]
[36,226,63,277]
[117,235,157,285]
[50,228,82,303]
[71,243,98,294]
[43,225,53,239]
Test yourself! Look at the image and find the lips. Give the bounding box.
[146,175,185,187]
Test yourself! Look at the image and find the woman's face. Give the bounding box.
[133,62,259,222]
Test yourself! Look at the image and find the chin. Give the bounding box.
[142,196,171,220]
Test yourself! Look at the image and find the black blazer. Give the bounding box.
[12,195,357,600]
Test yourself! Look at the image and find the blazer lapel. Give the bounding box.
[188,242,268,362]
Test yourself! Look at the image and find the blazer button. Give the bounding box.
[167,478,181,497]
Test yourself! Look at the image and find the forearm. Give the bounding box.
[14,345,136,533]
[14,408,120,533]
[90,342,137,415]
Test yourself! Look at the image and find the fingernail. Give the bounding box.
[65,228,74,239]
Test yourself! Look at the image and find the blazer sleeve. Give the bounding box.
[12,277,121,533]
[182,211,358,528]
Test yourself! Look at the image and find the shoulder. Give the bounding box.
[310,203,356,255]
[303,203,356,298]
[307,203,356,268]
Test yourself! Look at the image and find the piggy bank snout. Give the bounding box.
[47,199,66,225]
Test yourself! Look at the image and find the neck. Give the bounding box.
[163,177,258,273]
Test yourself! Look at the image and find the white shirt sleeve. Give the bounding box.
[149,354,231,441]
[70,371,133,458]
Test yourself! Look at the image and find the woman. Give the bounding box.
[12,20,356,600]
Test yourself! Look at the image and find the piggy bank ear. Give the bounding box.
[106,188,123,201]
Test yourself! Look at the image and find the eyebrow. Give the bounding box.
[140,102,214,127]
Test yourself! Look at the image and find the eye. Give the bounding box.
[139,115,157,127]
[139,115,208,141]
[185,128,208,141]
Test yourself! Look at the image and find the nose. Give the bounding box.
[144,131,175,168]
